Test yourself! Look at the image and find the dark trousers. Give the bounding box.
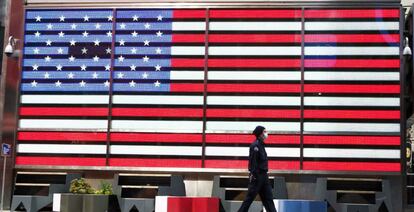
[238,172,277,212]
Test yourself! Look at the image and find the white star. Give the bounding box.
[118,55,125,62]
[105,65,111,71]
[31,80,37,87]
[119,39,125,46]
[81,64,87,71]
[143,40,150,46]
[106,48,111,54]
[44,56,52,62]
[81,47,88,54]
[154,80,161,87]
[130,48,137,54]
[106,31,112,37]
[156,31,163,37]
[32,64,39,71]
[120,23,126,29]
[46,40,52,46]
[155,64,162,71]
[104,80,110,87]
[82,31,89,37]
[33,48,40,54]
[130,65,136,71]
[34,31,41,37]
[79,80,86,87]
[47,23,53,29]
[117,72,124,78]
[55,80,62,87]
[56,65,63,71]
[144,23,151,29]
[132,15,139,21]
[95,23,101,29]
[35,15,41,22]
[58,31,65,37]
[142,72,148,79]
[129,80,136,87]
[68,72,74,79]
[44,72,50,79]
[59,15,65,22]
[57,48,64,54]
[157,15,163,21]
[93,55,100,62]
[107,15,113,21]
[131,31,138,37]
[69,55,76,62]
[71,24,77,29]
[84,15,89,22]
[94,39,100,46]
[92,72,98,79]
[155,48,162,54]
[70,39,76,46]
[143,56,150,62]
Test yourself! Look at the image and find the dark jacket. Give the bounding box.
[248,138,268,175]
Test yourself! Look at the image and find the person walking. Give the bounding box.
[238,125,277,212]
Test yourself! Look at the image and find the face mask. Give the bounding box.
[262,132,268,139]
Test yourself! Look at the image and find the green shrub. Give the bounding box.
[95,181,113,195]
[69,178,95,194]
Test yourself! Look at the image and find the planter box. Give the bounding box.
[60,193,109,212]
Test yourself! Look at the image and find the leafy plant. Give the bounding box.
[69,178,95,194]
[95,181,113,195]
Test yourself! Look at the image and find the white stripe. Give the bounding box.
[112,95,203,105]
[304,122,400,133]
[208,96,300,106]
[19,119,108,130]
[21,95,109,104]
[17,144,106,154]
[171,46,204,55]
[305,22,399,31]
[305,47,399,56]
[172,22,206,31]
[206,121,300,132]
[304,148,400,159]
[171,71,204,80]
[110,145,202,156]
[111,120,203,133]
[209,71,301,81]
[304,97,399,106]
[209,47,301,56]
[205,146,300,157]
[210,22,301,31]
[305,72,399,81]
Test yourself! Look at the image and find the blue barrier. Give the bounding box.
[265,199,327,212]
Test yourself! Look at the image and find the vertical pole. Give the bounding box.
[1,156,7,212]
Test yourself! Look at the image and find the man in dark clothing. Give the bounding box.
[238,126,277,212]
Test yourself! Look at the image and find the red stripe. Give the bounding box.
[304,110,400,120]
[209,34,301,43]
[173,10,206,18]
[172,59,204,68]
[305,34,400,43]
[209,59,301,68]
[19,107,108,116]
[111,133,202,143]
[304,84,400,94]
[17,131,107,141]
[303,135,400,146]
[171,83,204,92]
[109,158,202,168]
[305,59,399,68]
[206,109,300,119]
[172,34,205,43]
[16,156,106,166]
[208,84,300,93]
[210,9,301,18]
[303,161,400,172]
[305,9,399,18]
[204,159,300,170]
[112,108,203,118]
[205,134,300,144]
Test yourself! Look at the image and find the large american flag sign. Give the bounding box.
[16,8,402,172]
